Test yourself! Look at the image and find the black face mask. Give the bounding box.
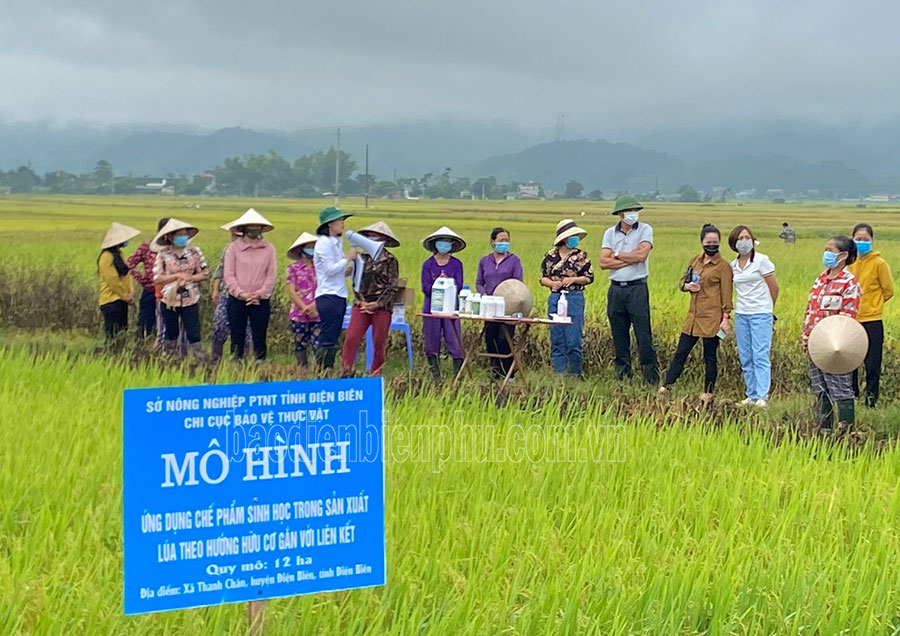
[703,244,720,255]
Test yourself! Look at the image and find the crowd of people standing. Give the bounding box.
[97,198,894,431]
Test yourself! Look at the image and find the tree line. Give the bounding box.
[0,149,613,200]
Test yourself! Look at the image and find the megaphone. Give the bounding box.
[345,230,383,258]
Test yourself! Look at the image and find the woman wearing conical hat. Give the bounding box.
[152,218,209,358]
[539,219,594,377]
[210,220,253,362]
[421,226,466,382]
[97,222,141,344]
[341,222,401,377]
[802,235,861,432]
[223,208,277,362]
[313,206,358,371]
[286,232,320,368]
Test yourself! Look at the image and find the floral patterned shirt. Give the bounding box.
[540,247,594,291]
[153,246,208,308]
[287,260,318,323]
[802,269,861,346]
[126,241,157,290]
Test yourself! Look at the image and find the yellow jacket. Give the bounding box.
[848,250,894,322]
[98,250,134,305]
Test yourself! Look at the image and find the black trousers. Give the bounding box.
[853,320,884,406]
[607,282,659,384]
[162,304,201,343]
[137,287,157,338]
[485,322,514,378]
[663,333,720,393]
[315,295,347,349]
[101,300,128,341]
[227,296,271,360]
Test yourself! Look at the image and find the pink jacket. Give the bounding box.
[224,240,277,299]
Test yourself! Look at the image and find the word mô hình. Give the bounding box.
[160,440,351,487]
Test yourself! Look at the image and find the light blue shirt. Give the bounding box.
[314,235,349,299]
[601,222,654,282]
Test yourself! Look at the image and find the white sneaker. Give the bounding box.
[754,399,768,408]
[737,398,755,407]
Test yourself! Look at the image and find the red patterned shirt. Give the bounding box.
[802,269,861,346]
[127,241,157,290]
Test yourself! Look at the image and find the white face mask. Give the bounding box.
[623,211,639,225]
[735,239,754,255]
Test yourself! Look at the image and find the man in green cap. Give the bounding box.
[599,195,659,384]
[313,206,358,370]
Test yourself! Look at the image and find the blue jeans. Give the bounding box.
[548,290,585,376]
[735,313,773,400]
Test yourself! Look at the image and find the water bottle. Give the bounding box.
[557,290,568,318]
[458,286,471,314]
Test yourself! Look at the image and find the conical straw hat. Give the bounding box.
[554,219,587,245]
[287,232,319,260]
[223,208,274,233]
[494,279,534,317]
[422,226,466,253]
[358,221,400,248]
[152,218,199,248]
[808,315,869,375]
[100,222,141,249]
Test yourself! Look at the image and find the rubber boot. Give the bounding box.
[816,394,834,431]
[836,399,855,434]
[452,357,463,380]
[188,342,207,363]
[427,355,441,383]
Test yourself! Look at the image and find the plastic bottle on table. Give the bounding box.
[557,290,568,319]
[458,286,471,314]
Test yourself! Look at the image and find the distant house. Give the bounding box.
[766,188,785,198]
[736,189,757,199]
[135,179,175,196]
[517,183,541,200]
[865,193,890,202]
[0,186,10,196]
[459,190,473,199]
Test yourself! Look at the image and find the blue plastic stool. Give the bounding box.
[342,307,414,372]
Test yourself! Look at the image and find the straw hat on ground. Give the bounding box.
[423,226,466,253]
[358,221,400,248]
[554,219,587,246]
[101,222,141,250]
[494,279,534,317]
[317,206,353,235]
[223,208,274,233]
[287,232,319,260]
[153,218,199,248]
[808,315,869,375]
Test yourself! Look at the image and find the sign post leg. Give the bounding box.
[248,600,267,636]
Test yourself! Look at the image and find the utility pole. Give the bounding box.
[333,127,341,206]
[364,144,369,209]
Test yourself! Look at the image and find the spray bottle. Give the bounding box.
[557,290,568,319]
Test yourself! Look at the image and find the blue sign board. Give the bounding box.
[123,378,385,615]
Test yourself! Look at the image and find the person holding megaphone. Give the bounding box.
[341,222,402,376]
[313,207,357,370]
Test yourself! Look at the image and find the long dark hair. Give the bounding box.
[98,246,129,276]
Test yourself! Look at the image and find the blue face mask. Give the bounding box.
[566,236,580,249]
[855,240,872,255]
[173,235,189,248]
[302,247,315,257]
[494,241,510,253]
[435,240,452,254]
[822,250,839,268]
[121,240,129,248]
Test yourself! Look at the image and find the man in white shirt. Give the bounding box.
[313,206,357,370]
[599,195,659,384]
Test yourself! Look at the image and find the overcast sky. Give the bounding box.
[1,0,897,133]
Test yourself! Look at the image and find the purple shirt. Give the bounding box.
[476,252,524,294]
[421,255,464,312]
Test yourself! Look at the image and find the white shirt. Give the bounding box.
[731,252,775,314]
[601,222,653,282]
[314,235,349,299]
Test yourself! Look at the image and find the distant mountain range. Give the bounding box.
[1,118,898,195]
